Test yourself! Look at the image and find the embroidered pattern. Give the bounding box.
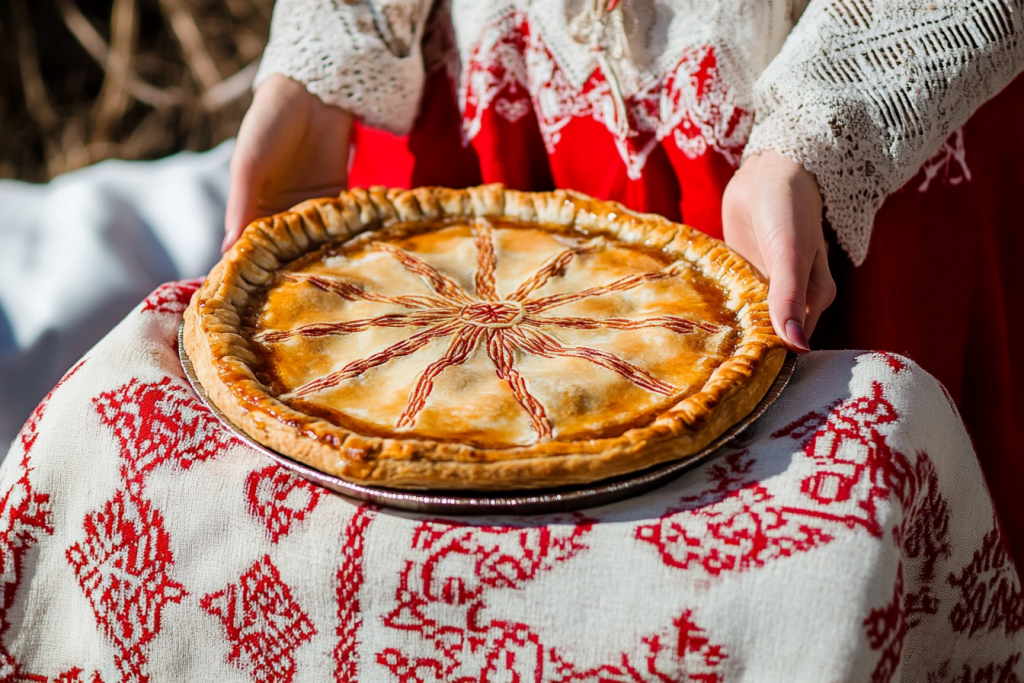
[335,506,377,682]
[201,555,317,683]
[93,377,236,484]
[245,465,323,544]
[141,279,203,315]
[376,519,592,680]
[548,610,728,683]
[637,380,909,575]
[61,372,235,680]
[259,222,717,441]
[863,565,906,683]
[947,521,1024,637]
[66,490,187,683]
[0,361,84,678]
[460,11,752,178]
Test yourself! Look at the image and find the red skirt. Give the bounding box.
[349,68,1024,570]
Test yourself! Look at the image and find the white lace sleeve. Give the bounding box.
[744,0,1024,265]
[254,0,433,135]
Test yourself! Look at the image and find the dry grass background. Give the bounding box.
[0,0,274,182]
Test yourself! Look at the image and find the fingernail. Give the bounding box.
[785,319,811,353]
[220,234,232,254]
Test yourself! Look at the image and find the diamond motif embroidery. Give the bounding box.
[93,377,235,480]
[201,555,317,683]
[245,465,323,544]
[66,490,187,683]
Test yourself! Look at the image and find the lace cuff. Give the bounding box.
[254,0,432,135]
[745,0,1024,265]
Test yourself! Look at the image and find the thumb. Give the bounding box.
[764,248,812,353]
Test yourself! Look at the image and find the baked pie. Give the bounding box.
[183,185,785,490]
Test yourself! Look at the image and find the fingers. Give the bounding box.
[764,241,814,353]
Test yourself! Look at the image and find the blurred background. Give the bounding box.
[1,0,272,181]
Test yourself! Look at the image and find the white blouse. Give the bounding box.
[254,0,1024,264]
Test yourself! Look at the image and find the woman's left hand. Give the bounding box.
[722,150,836,352]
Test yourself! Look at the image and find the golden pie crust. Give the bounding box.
[184,185,786,490]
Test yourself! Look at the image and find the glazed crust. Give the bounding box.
[184,185,786,490]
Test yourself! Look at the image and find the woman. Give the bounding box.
[223,0,1024,566]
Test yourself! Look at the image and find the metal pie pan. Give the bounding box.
[179,322,796,515]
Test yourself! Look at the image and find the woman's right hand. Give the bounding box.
[223,75,355,250]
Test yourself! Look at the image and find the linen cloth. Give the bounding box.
[1,279,1021,682]
[0,143,231,456]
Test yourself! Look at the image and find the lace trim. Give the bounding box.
[746,0,1024,265]
[254,0,432,135]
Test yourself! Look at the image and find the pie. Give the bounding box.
[183,185,786,490]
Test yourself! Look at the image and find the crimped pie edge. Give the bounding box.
[183,184,786,490]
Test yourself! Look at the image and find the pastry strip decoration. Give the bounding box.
[270,222,720,439]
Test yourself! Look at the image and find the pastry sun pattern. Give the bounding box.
[256,221,721,441]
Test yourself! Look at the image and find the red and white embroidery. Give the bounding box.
[0,361,85,678]
[200,555,317,683]
[93,377,236,484]
[0,457,55,678]
[894,454,951,627]
[53,668,107,683]
[547,610,728,683]
[66,490,187,683]
[376,519,592,681]
[925,653,1022,683]
[245,465,323,544]
[863,565,906,683]
[947,520,1024,637]
[637,380,908,575]
[460,11,752,179]
[335,506,376,682]
[140,279,203,315]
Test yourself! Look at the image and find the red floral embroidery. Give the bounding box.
[925,654,1022,683]
[864,566,906,683]
[894,454,952,626]
[461,11,751,179]
[858,351,910,374]
[245,465,322,544]
[93,377,235,483]
[140,279,202,314]
[377,519,592,680]
[0,456,55,678]
[947,521,1024,637]
[548,610,728,683]
[639,381,911,575]
[53,668,107,683]
[66,490,187,683]
[335,506,376,683]
[636,450,834,575]
[200,555,317,683]
[0,361,84,678]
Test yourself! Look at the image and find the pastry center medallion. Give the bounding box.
[459,301,524,328]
